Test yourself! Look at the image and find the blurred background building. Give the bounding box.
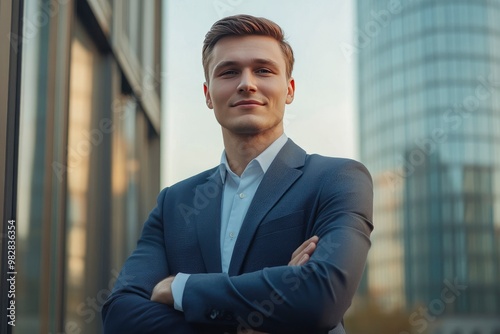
[1,0,162,333]
[356,0,500,333]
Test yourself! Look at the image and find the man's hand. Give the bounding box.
[151,276,175,305]
[288,235,318,266]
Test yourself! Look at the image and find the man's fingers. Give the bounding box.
[298,254,309,265]
[151,276,175,304]
[289,236,318,266]
[291,236,318,259]
[293,243,315,265]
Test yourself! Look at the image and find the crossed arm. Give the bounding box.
[102,235,321,334]
[150,236,319,305]
[150,236,318,334]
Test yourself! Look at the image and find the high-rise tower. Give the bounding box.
[356,1,500,332]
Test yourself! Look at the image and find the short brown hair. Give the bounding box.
[202,14,294,81]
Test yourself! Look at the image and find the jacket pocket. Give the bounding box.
[255,210,305,239]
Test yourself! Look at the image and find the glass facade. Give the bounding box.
[0,1,24,333]
[356,0,500,332]
[1,0,162,333]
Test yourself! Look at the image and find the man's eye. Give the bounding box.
[256,68,272,74]
[221,70,238,76]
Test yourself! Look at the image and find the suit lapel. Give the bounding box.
[228,140,306,275]
[194,170,223,273]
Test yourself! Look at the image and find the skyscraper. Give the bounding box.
[356,1,500,332]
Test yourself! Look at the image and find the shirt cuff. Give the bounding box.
[171,273,190,312]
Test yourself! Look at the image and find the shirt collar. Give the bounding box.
[219,133,288,184]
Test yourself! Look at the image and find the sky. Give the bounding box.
[161,0,357,186]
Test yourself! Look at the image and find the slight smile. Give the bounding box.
[232,100,265,107]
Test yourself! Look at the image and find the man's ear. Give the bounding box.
[286,78,295,104]
[203,82,213,109]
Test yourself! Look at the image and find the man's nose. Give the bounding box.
[237,70,257,92]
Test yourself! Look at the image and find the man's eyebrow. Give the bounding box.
[213,58,280,72]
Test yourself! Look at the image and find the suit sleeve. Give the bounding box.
[181,160,374,333]
[101,189,205,333]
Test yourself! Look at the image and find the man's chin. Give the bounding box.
[220,118,283,137]
[227,125,283,138]
[224,122,263,135]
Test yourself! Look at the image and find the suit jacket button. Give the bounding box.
[209,309,218,320]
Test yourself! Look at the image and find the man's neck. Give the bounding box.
[222,129,283,176]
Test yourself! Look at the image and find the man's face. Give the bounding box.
[204,35,295,137]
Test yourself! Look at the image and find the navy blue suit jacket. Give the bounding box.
[102,139,373,333]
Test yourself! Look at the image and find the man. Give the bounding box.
[102,14,373,334]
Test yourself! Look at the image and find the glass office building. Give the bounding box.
[356,0,500,333]
[1,1,162,333]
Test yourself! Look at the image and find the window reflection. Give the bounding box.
[15,0,51,331]
[65,19,112,333]
[66,20,93,317]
